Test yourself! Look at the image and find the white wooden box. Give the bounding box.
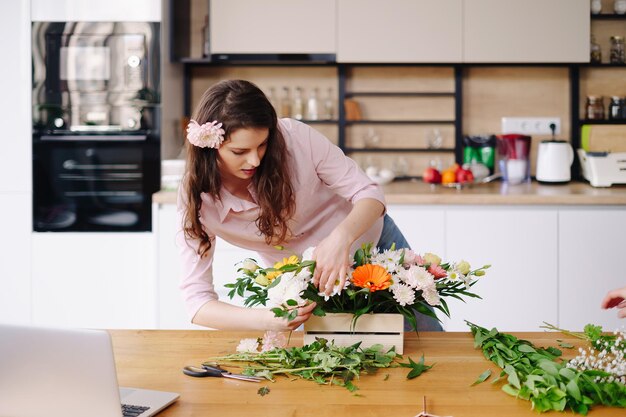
[304,313,404,354]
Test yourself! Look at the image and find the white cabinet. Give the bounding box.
[31,233,156,329]
[210,0,336,55]
[443,208,558,332]
[0,194,32,324]
[558,209,626,332]
[464,0,589,63]
[337,0,462,63]
[153,203,255,329]
[386,205,445,256]
[31,0,161,22]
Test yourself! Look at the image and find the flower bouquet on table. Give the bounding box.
[226,242,490,335]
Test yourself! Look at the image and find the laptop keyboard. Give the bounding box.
[122,403,150,417]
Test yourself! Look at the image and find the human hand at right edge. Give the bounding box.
[601,286,626,319]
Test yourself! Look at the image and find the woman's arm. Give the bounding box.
[192,299,317,330]
[312,198,385,294]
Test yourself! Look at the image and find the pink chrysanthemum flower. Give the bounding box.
[186,119,225,149]
[261,331,288,352]
[428,264,447,279]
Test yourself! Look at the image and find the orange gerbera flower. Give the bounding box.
[352,264,392,292]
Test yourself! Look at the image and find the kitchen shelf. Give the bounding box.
[345,147,455,153]
[298,119,339,124]
[579,63,626,67]
[345,92,455,98]
[579,119,626,124]
[591,13,626,20]
[345,120,456,125]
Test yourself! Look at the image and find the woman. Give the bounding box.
[177,79,441,331]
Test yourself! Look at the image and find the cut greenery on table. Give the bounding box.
[467,321,626,415]
[205,337,432,392]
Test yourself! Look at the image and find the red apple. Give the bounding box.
[456,168,475,184]
[422,167,442,184]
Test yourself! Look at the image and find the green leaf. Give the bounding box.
[257,386,270,396]
[401,355,433,379]
[504,364,521,389]
[517,344,536,353]
[566,379,582,402]
[471,369,492,386]
[502,384,519,397]
[286,299,298,307]
[583,324,603,342]
[558,341,574,349]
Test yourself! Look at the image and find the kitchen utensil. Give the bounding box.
[496,134,531,184]
[536,140,574,183]
[578,149,626,187]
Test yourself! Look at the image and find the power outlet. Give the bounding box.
[501,117,561,135]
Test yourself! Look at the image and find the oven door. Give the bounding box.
[33,135,159,232]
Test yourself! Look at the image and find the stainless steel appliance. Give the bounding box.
[32,21,160,232]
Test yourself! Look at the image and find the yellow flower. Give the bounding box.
[423,253,441,266]
[265,255,300,282]
[456,260,471,275]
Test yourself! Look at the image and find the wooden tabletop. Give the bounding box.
[153,181,626,206]
[109,330,618,417]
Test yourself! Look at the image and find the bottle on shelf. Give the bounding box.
[323,87,334,120]
[615,0,626,15]
[586,95,605,120]
[267,87,279,114]
[280,87,292,119]
[306,88,319,120]
[292,87,304,120]
[610,36,625,64]
[591,0,602,14]
[590,35,602,64]
[201,15,210,58]
[608,96,624,120]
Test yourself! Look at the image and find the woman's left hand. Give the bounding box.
[311,231,351,295]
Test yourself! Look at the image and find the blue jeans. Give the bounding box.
[377,214,443,332]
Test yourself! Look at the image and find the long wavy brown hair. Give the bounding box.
[182,80,295,257]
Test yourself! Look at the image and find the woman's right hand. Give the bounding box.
[267,302,317,330]
[601,286,626,318]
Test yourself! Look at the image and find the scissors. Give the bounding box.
[182,364,264,383]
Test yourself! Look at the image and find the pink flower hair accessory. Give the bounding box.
[186,119,225,149]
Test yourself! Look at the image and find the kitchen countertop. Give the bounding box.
[153,180,626,205]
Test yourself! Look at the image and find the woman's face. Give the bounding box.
[217,127,269,183]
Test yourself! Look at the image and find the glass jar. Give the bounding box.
[608,96,624,120]
[592,0,603,14]
[615,0,626,14]
[590,35,602,63]
[586,95,605,120]
[610,36,626,64]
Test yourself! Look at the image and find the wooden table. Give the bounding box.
[109,330,618,417]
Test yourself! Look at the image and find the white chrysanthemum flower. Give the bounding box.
[401,265,435,291]
[422,287,441,306]
[267,270,309,308]
[392,284,416,306]
[236,338,259,353]
[447,269,460,281]
[371,249,403,274]
[317,273,350,301]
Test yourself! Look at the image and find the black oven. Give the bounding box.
[33,133,159,232]
[32,21,160,232]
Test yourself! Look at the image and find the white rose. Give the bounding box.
[242,258,260,273]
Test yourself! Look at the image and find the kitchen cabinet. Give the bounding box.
[0,194,31,324]
[210,0,336,55]
[153,203,255,329]
[464,0,589,63]
[443,208,559,332]
[337,0,462,63]
[30,0,160,22]
[558,208,626,331]
[31,233,157,329]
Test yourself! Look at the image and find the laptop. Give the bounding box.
[0,323,179,417]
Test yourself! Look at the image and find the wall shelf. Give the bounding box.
[345,120,456,125]
[579,119,626,124]
[345,92,455,98]
[345,147,455,153]
[591,13,626,20]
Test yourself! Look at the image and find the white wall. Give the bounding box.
[0,0,32,324]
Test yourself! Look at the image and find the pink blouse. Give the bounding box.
[176,118,386,319]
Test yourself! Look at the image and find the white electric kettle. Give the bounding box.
[536,140,574,183]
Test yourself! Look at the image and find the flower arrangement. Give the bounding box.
[226,242,490,330]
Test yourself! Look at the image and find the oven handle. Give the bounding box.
[41,134,147,141]
[62,160,140,170]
